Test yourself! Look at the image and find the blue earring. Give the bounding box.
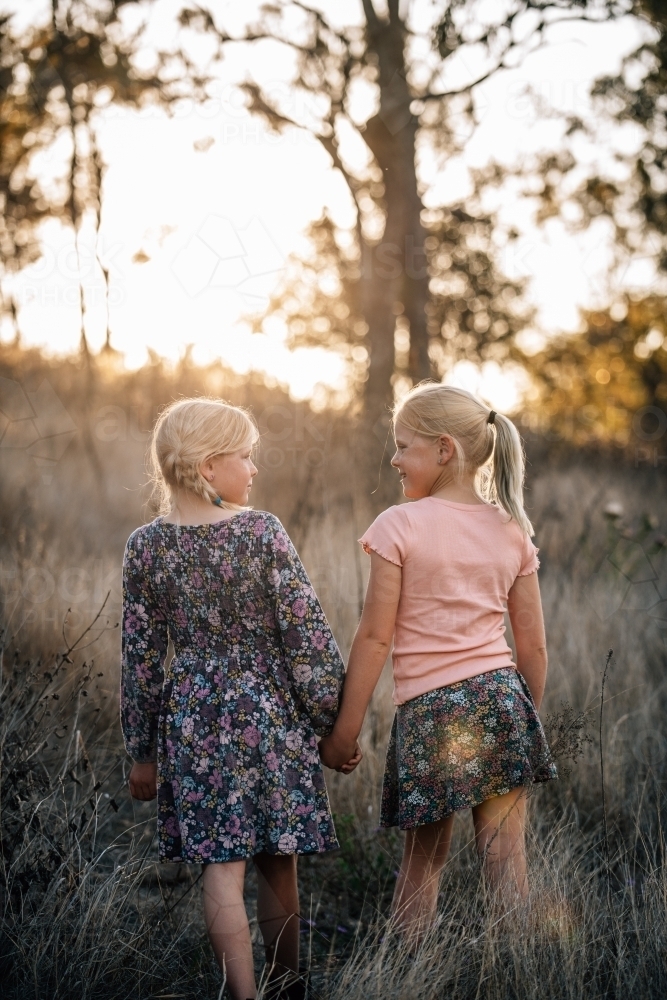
[212,496,223,507]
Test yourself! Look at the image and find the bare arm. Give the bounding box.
[319,552,402,769]
[506,570,548,710]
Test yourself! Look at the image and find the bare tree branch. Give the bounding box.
[179,2,349,52]
[421,9,622,103]
[318,129,366,211]
[241,79,365,219]
[291,0,347,40]
[240,81,311,132]
[361,0,381,30]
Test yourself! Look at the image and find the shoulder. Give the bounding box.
[360,503,414,566]
[237,510,293,550]
[367,503,413,531]
[124,519,161,558]
[243,511,307,574]
[499,515,539,572]
[500,510,531,544]
[123,521,164,582]
[239,509,285,536]
[479,502,518,533]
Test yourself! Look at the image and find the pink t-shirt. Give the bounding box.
[359,497,540,705]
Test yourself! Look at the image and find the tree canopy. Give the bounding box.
[0,1,163,340]
[2,0,664,462]
[512,0,667,445]
[170,0,633,437]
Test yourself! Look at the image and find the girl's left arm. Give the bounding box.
[507,570,548,710]
[319,552,401,770]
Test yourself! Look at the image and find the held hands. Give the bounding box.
[318,731,363,774]
[129,760,157,800]
[129,740,362,797]
[338,742,363,774]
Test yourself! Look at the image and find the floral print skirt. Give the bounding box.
[380,668,557,830]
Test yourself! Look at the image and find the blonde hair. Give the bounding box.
[393,382,534,536]
[150,397,258,515]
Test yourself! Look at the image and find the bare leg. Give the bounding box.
[202,860,256,1000]
[472,787,528,900]
[253,853,300,986]
[391,815,455,945]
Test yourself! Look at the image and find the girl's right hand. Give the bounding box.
[129,760,158,800]
[319,732,362,773]
[337,742,363,775]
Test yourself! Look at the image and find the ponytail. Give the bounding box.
[488,413,534,536]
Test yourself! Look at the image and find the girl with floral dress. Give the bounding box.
[319,383,557,940]
[121,398,359,1000]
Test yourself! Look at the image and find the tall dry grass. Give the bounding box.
[1,345,667,997]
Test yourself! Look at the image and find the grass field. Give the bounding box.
[1,346,667,998]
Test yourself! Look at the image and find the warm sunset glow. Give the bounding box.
[0,1,655,407]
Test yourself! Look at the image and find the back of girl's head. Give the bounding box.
[393,382,534,536]
[150,397,258,514]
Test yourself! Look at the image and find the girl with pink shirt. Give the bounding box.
[319,383,556,937]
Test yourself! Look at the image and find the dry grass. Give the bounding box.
[1,345,667,998]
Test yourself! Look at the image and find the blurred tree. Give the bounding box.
[254,208,528,416]
[522,296,667,447]
[0,1,163,349]
[0,0,171,498]
[521,0,667,277]
[512,0,667,443]
[178,0,627,447]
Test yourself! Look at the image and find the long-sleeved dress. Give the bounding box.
[120,509,344,863]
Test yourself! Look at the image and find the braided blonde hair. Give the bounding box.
[150,397,258,515]
[393,382,534,536]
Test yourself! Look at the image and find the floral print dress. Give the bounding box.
[121,510,344,863]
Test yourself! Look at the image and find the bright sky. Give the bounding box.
[0,0,658,410]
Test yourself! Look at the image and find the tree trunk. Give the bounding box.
[354,11,433,511]
[355,238,398,509]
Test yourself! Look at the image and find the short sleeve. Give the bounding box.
[518,532,540,577]
[358,505,410,567]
